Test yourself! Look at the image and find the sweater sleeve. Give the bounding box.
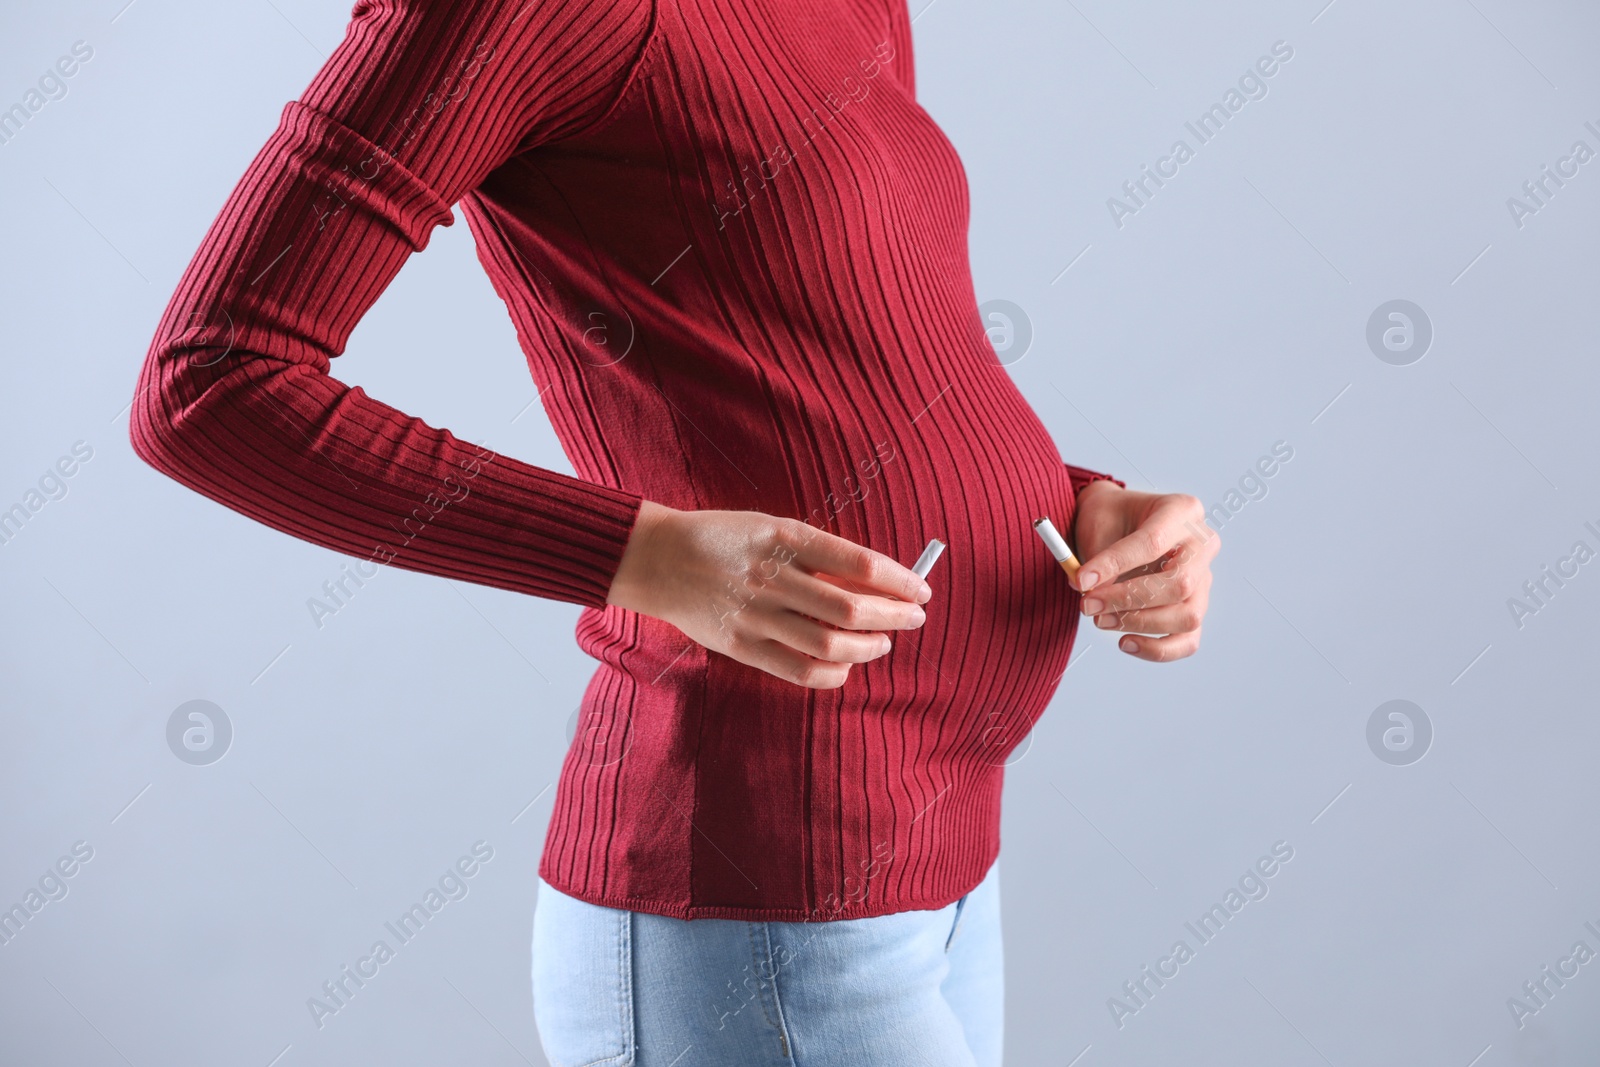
[1066,463,1126,497]
[130,0,657,609]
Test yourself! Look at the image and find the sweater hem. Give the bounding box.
[537,845,1000,922]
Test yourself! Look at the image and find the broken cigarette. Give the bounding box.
[911,538,945,579]
[1031,517,1081,582]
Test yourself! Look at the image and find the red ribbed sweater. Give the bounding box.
[132,0,1120,920]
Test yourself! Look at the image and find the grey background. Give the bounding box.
[3,0,1597,1063]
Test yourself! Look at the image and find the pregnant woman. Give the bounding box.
[131,0,1218,1063]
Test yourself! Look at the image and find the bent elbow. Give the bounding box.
[127,331,224,487]
[129,365,175,477]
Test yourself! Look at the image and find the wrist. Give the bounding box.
[607,499,676,615]
[1071,477,1120,544]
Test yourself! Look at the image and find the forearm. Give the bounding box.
[131,349,645,607]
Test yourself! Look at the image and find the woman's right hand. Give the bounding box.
[605,501,933,689]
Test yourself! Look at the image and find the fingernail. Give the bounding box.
[1079,571,1099,592]
[880,636,893,653]
[918,582,933,603]
[1120,637,1138,654]
[1083,598,1103,615]
[1095,614,1117,629]
[911,606,927,625]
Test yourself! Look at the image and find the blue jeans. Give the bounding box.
[532,858,1004,1067]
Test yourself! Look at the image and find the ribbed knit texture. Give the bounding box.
[132,0,1121,920]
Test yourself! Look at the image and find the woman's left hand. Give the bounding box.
[1069,479,1220,662]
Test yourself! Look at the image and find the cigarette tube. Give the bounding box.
[1032,517,1081,581]
[911,538,945,579]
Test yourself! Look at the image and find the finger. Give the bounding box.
[1075,496,1207,594]
[784,568,929,632]
[1162,527,1223,570]
[1122,531,1219,587]
[1112,558,1169,582]
[1092,593,1205,636]
[1082,563,1209,616]
[1113,627,1202,662]
[789,522,933,604]
[724,632,855,689]
[755,605,897,664]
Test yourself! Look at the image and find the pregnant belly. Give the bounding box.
[572,383,1084,755]
[791,423,1085,756]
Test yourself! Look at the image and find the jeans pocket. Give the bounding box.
[533,879,635,1067]
[944,892,970,954]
